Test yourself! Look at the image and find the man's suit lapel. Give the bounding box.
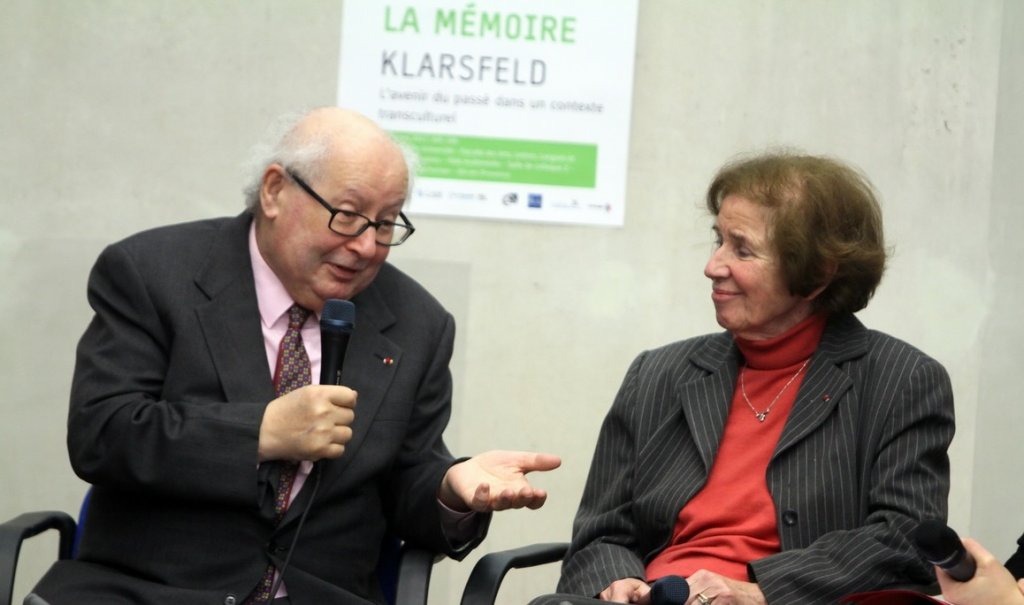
[774,314,868,457]
[193,213,276,403]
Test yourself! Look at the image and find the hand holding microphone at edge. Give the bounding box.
[913,520,1024,605]
[935,539,1024,605]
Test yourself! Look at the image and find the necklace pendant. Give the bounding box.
[755,412,768,422]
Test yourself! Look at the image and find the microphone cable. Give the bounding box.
[267,462,323,599]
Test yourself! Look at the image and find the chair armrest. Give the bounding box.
[460,542,569,605]
[0,511,76,605]
[393,543,444,605]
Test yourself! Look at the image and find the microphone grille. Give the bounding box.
[911,519,961,561]
[321,299,355,331]
[650,575,689,605]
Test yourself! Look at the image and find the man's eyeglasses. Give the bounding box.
[286,169,415,246]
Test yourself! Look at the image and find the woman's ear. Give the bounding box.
[805,260,838,301]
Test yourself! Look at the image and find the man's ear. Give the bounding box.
[260,164,287,218]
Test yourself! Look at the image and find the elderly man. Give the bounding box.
[29,107,559,605]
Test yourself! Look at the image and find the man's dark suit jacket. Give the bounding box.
[557,314,955,604]
[33,213,487,604]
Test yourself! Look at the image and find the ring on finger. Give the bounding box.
[696,593,714,605]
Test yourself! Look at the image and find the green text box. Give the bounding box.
[393,131,596,187]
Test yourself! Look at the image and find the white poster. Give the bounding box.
[337,1,639,227]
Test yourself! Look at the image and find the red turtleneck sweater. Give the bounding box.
[646,313,827,582]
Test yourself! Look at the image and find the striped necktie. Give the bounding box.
[246,304,311,604]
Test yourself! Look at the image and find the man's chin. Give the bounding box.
[318,282,365,303]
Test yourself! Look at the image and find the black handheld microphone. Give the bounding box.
[910,519,977,582]
[319,299,355,385]
[650,575,689,605]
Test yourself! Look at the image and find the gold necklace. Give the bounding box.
[739,358,810,422]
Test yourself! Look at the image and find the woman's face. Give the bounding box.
[704,194,817,340]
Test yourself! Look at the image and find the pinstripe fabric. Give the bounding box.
[556,314,954,604]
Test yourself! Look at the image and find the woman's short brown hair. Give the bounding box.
[706,151,887,315]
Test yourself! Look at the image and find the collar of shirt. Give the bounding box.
[247,221,322,381]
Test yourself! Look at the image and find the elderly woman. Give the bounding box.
[546,152,955,605]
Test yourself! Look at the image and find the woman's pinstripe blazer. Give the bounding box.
[558,313,955,604]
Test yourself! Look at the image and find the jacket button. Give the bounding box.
[782,510,798,526]
[267,541,287,554]
[224,595,237,605]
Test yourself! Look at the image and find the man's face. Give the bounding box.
[256,145,408,312]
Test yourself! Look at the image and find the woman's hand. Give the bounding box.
[684,570,767,605]
[599,577,652,603]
